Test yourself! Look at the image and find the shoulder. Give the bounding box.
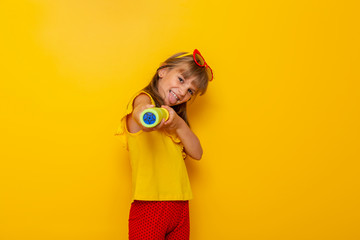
[133,92,153,107]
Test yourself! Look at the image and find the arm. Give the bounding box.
[175,118,203,160]
[127,94,156,133]
[161,105,203,160]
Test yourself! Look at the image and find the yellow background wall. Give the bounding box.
[1,0,359,239]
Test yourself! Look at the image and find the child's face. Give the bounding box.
[157,66,199,106]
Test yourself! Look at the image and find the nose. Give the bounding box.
[178,85,187,97]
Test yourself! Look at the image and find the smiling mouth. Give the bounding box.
[170,90,179,101]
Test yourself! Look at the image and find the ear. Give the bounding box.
[158,67,168,78]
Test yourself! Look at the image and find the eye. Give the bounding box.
[188,89,194,95]
[178,77,184,83]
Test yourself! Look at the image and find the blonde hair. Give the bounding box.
[143,52,211,126]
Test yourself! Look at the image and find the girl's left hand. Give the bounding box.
[160,105,185,132]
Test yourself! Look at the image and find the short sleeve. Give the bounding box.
[114,91,155,149]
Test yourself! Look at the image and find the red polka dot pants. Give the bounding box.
[129,200,190,240]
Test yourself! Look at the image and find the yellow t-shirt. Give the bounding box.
[115,91,193,201]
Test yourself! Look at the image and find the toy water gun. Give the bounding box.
[140,107,169,128]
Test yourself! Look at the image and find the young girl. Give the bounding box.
[116,49,213,239]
